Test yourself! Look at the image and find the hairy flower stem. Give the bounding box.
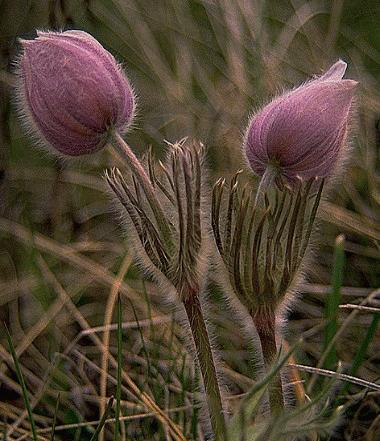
[253,164,279,209]
[253,313,285,414]
[183,292,226,441]
[109,131,172,245]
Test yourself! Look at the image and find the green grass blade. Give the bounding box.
[50,393,60,441]
[341,312,380,396]
[129,298,152,376]
[114,294,122,441]
[1,414,7,441]
[89,396,114,441]
[350,313,380,376]
[323,235,345,370]
[4,323,38,441]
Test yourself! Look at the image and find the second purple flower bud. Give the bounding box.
[244,60,357,188]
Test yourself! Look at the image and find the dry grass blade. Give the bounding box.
[36,256,187,441]
[339,304,380,313]
[290,364,380,391]
[0,218,142,305]
[77,315,171,337]
[90,397,114,441]
[319,201,380,242]
[99,254,132,441]
[30,404,197,437]
[307,288,380,392]
[4,325,38,441]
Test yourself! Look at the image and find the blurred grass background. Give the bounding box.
[1,0,380,439]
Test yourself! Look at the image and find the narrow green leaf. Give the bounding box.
[172,149,185,265]
[89,396,114,441]
[114,294,123,441]
[4,323,38,441]
[224,172,241,257]
[350,313,380,376]
[323,235,345,370]
[192,147,202,250]
[147,146,156,187]
[129,298,152,377]
[182,151,195,260]
[231,187,250,303]
[50,393,60,441]
[251,209,268,297]
[298,178,324,264]
[211,178,225,257]
[342,312,380,395]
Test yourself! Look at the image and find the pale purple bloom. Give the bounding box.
[16,30,135,156]
[244,61,357,186]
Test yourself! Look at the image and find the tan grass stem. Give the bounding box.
[99,254,132,441]
[37,256,187,441]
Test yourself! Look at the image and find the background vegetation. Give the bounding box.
[1,0,380,439]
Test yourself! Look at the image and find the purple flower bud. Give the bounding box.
[244,61,357,186]
[16,30,135,156]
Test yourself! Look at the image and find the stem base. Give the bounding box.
[183,294,226,441]
[253,312,285,414]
